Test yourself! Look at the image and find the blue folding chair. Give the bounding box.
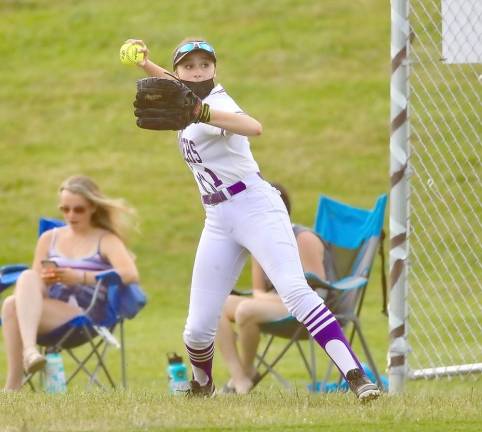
[0,218,146,390]
[253,194,387,391]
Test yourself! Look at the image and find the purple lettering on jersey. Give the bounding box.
[203,167,223,187]
[179,138,203,165]
[189,141,202,163]
[196,172,217,193]
[185,145,195,164]
[179,136,222,195]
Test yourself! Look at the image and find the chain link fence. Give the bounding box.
[389,0,481,390]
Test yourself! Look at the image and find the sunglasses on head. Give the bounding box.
[58,205,87,214]
[176,41,215,56]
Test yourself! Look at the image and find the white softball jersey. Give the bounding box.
[177,84,260,196]
[177,83,363,385]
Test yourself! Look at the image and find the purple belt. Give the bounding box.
[202,181,247,206]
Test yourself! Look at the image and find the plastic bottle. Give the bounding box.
[167,352,189,394]
[43,349,67,394]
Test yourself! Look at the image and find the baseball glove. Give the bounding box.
[134,77,211,131]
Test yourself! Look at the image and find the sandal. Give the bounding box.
[221,382,237,394]
[221,372,262,395]
[23,348,46,374]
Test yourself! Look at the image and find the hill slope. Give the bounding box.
[0,0,391,385]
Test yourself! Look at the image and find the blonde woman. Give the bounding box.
[1,175,139,390]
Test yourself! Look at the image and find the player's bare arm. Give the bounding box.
[208,110,262,137]
[123,38,174,79]
[140,59,177,79]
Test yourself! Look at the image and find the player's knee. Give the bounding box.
[183,326,215,349]
[1,296,17,321]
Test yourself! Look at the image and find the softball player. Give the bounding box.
[130,37,380,401]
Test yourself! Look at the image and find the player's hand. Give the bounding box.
[124,38,149,67]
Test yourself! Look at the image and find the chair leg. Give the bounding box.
[255,335,292,389]
[65,334,105,387]
[254,326,308,390]
[120,321,127,389]
[65,326,115,389]
[309,337,317,392]
[323,360,335,389]
[294,340,316,386]
[88,342,111,387]
[255,335,274,370]
[67,348,105,389]
[83,325,116,388]
[352,318,384,389]
[255,354,292,389]
[22,373,37,391]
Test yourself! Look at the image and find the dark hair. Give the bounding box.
[271,183,291,215]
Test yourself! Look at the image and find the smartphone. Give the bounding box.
[41,259,58,269]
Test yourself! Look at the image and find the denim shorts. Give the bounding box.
[48,283,108,323]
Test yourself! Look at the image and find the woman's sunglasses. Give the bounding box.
[58,205,87,214]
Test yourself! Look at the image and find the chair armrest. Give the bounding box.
[304,271,333,290]
[304,271,367,292]
[81,271,115,319]
[95,270,147,323]
[231,288,253,296]
[0,264,29,292]
[330,276,368,291]
[95,270,122,286]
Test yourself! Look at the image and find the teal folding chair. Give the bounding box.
[0,217,146,390]
[253,194,387,392]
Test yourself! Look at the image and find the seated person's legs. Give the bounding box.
[217,293,288,394]
[2,269,81,390]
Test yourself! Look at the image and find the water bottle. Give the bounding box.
[167,352,189,394]
[43,349,67,394]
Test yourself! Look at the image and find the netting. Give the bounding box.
[406,0,481,379]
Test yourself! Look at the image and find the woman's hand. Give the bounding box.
[124,38,149,67]
[40,267,58,285]
[40,267,82,286]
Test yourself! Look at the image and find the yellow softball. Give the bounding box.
[119,43,144,66]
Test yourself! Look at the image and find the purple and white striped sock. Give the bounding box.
[185,343,214,386]
[303,303,362,378]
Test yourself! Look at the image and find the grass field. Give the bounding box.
[1,383,481,432]
[0,0,480,431]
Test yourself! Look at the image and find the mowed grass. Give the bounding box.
[1,0,481,431]
[1,385,481,432]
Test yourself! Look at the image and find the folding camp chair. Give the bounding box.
[0,217,146,390]
[253,194,387,392]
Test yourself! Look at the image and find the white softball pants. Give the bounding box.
[183,173,324,349]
